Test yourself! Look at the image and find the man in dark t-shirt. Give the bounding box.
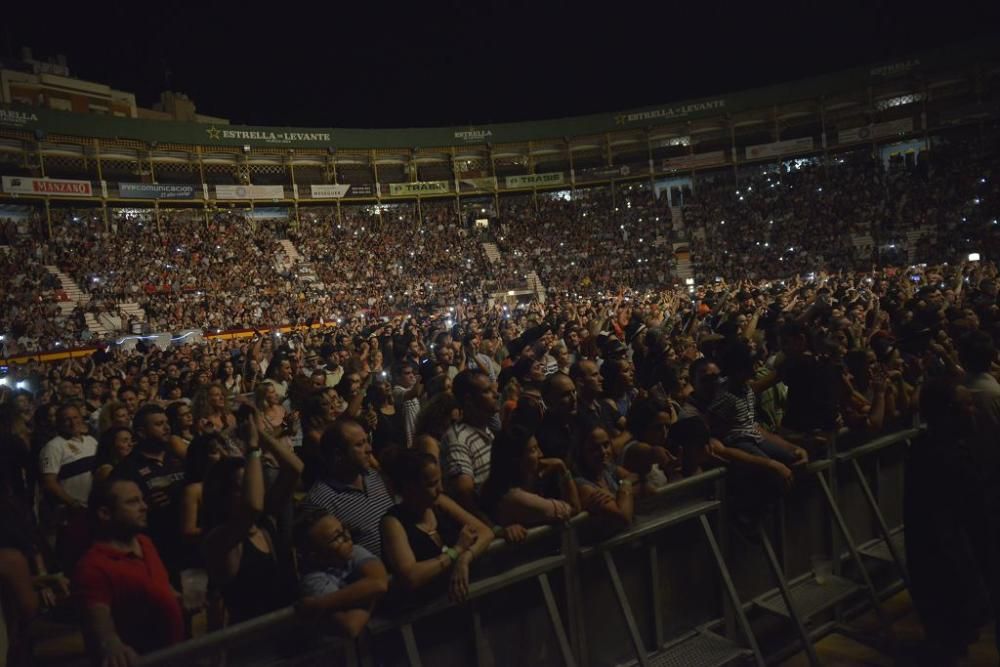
[114,404,185,574]
[778,323,841,433]
[537,373,580,461]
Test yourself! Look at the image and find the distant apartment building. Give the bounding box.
[0,47,227,124]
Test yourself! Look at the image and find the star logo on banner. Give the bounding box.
[206,126,221,140]
[615,115,626,126]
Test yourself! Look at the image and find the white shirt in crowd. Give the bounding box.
[39,433,99,505]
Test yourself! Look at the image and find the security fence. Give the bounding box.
[137,427,918,667]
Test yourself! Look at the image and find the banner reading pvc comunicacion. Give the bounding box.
[2,176,93,196]
[119,182,197,199]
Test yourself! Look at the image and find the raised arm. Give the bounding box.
[202,418,265,583]
[256,412,304,517]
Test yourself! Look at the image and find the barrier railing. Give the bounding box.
[136,427,916,667]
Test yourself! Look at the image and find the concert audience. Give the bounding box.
[1,145,999,665]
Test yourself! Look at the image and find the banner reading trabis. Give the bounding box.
[505,172,565,189]
[388,181,450,196]
[2,176,93,196]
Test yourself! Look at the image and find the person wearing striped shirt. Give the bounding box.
[707,341,807,471]
[303,418,395,559]
[440,370,498,514]
[391,364,422,448]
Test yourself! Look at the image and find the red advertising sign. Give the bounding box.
[2,176,93,196]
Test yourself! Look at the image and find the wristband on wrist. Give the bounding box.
[442,546,459,562]
[620,478,632,488]
[248,448,262,459]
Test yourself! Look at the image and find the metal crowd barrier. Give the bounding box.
[747,427,918,666]
[136,427,917,667]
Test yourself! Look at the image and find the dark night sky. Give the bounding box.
[4,1,998,129]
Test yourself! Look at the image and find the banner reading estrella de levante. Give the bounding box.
[388,181,450,196]
[505,172,565,189]
[2,176,93,196]
[119,182,197,199]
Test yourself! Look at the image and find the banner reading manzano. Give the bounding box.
[388,181,450,196]
[119,182,197,199]
[505,173,565,189]
[2,176,93,196]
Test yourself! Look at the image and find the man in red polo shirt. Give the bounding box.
[73,478,184,667]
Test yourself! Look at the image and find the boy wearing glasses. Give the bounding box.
[294,510,389,637]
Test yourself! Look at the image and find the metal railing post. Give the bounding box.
[562,521,588,667]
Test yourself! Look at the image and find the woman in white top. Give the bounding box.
[218,359,243,399]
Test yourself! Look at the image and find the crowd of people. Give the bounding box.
[0,142,999,665]
[0,239,998,664]
[1,146,998,358]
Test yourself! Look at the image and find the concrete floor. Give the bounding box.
[779,591,998,667]
[30,589,999,666]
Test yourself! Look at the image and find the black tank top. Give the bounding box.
[220,519,293,623]
[385,504,462,562]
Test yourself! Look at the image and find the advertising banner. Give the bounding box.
[662,150,727,171]
[346,183,378,197]
[505,172,565,189]
[453,128,494,143]
[119,182,197,199]
[459,177,497,192]
[309,184,352,199]
[837,118,914,144]
[2,176,93,196]
[214,184,285,200]
[745,137,815,160]
[615,99,727,126]
[388,181,450,196]
[204,124,332,148]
